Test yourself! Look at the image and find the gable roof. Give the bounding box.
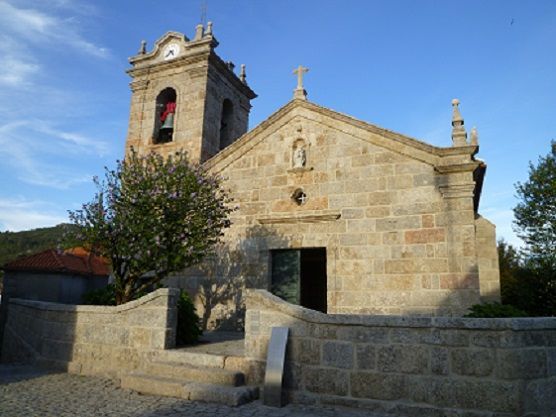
[3,248,110,277]
[204,98,480,173]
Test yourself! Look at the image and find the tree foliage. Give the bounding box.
[464,301,527,318]
[514,140,556,268]
[503,140,556,316]
[69,150,234,305]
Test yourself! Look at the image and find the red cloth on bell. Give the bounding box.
[160,102,176,122]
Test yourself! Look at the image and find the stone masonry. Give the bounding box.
[1,288,178,378]
[124,25,500,321]
[245,289,556,417]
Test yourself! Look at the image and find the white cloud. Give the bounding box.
[0,55,40,87]
[0,120,105,189]
[33,123,110,156]
[0,197,68,232]
[0,1,109,59]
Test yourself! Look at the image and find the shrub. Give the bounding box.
[176,290,202,345]
[464,302,528,318]
[82,284,116,305]
[82,284,151,305]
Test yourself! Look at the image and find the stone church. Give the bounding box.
[124,24,500,326]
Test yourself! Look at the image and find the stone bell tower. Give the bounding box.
[125,23,257,162]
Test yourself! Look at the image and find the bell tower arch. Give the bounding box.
[125,24,257,162]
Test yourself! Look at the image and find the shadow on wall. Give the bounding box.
[0,297,79,372]
[166,224,289,332]
[0,289,178,383]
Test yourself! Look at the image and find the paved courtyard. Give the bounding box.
[0,364,385,417]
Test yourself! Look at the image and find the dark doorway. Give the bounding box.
[270,248,327,313]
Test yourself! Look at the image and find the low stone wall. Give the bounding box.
[1,288,179,379]
[245,290,556,417]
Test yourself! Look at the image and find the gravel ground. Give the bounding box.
[0,364,387,417]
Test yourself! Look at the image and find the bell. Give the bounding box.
[160,112,174,130]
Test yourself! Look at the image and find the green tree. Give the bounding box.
[513,140,556,316]
[497,239,522,305]
[69,150,234,305]
[514,140,556,267]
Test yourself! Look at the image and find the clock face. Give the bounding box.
[163,43,180,61]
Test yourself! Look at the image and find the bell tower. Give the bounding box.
[125,23,257,162]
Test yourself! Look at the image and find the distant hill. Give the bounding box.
[0,224,78,267]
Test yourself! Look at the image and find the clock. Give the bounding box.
[162,43,180,61]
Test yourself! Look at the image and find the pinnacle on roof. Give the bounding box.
[451,98,468,147]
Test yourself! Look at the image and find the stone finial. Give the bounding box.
[138,40,147,55]
[194,24,204,40]
[451,98,468,147]
[227,61,235,71]
[470,126,479,146]
[240,64,247,84]
[206,21,213,36]
[293,65,309,100]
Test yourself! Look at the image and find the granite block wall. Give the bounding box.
[199,102,501,319]
[1,288,179,379]
[245,289,556,417]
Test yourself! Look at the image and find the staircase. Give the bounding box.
[121,349,260,406]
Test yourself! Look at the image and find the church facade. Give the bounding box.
[124,24,500,325]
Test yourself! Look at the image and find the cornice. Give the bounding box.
[127,50,211,78]
[435,161,481,174]
[257,211,341,224]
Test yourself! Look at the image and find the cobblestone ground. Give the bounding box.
[0,365,386,417]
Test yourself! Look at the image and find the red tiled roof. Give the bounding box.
[3,247,110,277]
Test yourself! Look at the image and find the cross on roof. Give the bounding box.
[293,65,309,90]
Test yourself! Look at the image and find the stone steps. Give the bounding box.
[153,349,229,369]
[120,349,261,406]
[121,372,259,406]
[142,360,245,386]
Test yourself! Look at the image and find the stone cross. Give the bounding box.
[293,65,309,90]
[293,65,309,100]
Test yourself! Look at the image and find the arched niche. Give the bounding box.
[153,87,177,144]
[219,99,234,150]
[292,138,307,168]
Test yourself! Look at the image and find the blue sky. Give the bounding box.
[0,0,554,248]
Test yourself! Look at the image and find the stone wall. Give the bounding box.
[475,216,501,301]
[1,288,178,379]
[197,101,500,318]
[245,290,556,417]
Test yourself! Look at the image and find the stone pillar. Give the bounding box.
[437,170,481,312]
[475,216,501,302]
[126,79,150,156]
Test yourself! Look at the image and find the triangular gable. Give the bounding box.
[129,31,189,65]
[204,99,472,173]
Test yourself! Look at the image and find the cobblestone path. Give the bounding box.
[0,365,384,417]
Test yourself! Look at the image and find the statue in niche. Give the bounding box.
[292,145,306,168]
